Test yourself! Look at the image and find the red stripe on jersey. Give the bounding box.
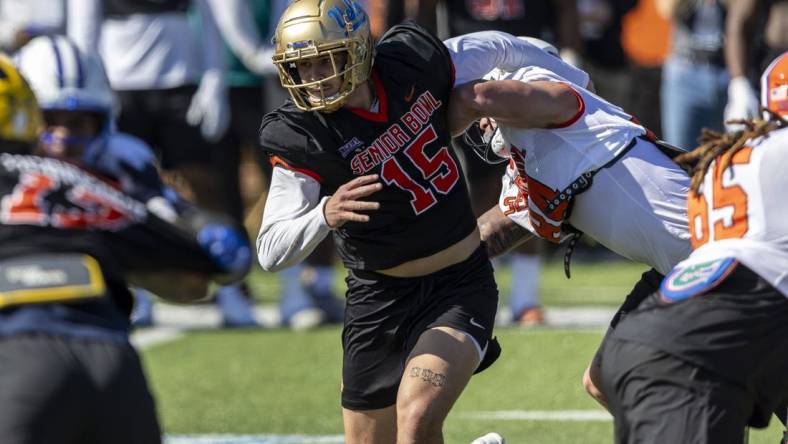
[550,83,585,129]
[630,116,658,142]
[270,155,323,183]
[347,69,388,122]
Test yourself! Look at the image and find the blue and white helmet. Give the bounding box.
[14,35,114,161]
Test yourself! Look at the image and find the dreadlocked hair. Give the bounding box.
[675,109,788,194]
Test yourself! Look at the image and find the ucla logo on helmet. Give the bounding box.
[327,0,367,34]
[288,40,313,51]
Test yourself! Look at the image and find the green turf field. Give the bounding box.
[143,327,784,443]
[143,260,786,443]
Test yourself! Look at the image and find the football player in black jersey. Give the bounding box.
[256,0,592,440]
[0,54,251,444]
[12,34,262,328]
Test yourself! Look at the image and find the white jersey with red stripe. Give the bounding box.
[493,67,692,273]
[490,67,646,191]
[673,127,788,297]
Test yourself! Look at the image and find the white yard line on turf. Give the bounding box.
[164,434,345,443]
[458,410,612,421]
[131,326,185,349]
[162,410,611,444]
[130,305,281,350]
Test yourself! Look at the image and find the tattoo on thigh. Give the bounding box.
[409,367,447,387]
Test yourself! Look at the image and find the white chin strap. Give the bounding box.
[490,130,512,159]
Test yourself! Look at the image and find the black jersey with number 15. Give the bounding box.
[259,23,477,271]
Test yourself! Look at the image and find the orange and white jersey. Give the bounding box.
[488,67,647,192]
[493,66,691,273]
[675,127,788,296]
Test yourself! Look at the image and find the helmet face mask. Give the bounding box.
[761,51,788,119]
[0,53,42,151]
[272,0,374,112]
[39,109,105,162]
[281,48,351,110]
[459,118,509,164]
[15,35,114,162]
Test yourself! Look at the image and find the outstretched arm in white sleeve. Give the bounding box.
[444,31,590,87]
[257,168,382,271]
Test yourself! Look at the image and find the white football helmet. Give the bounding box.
[14,35,114,160]
[761,51,788,119]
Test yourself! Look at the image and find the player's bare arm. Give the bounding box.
[477,205,533,258]
[448,79,580,136]
[724,0,758,79]
[323,174,382,228]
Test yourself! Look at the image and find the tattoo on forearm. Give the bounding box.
[481,220,531,257]
[409,367,447,387]
[477,206,532,257]
[494,223,530,249]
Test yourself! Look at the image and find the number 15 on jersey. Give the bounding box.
[380,124,460,215]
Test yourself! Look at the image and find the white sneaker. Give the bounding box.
[470,432,505,444]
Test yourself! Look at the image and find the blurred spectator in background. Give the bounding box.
[658,0,728,150]
[724,0,788,128]
[577,0,636,107]
[212,0,344,329]
[67,0,258,327]
[620,0,671,137]
[208,0,275,328]
[365,0,404,39]
[0,0,65,52]
[415,0,583,62]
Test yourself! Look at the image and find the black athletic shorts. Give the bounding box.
[609,267,664,329]
[116,86,213,169]
[341,246,500,410]
[0,333,161,444]
[602,340,754,444]
[601,265,788,442]
[590,268,664,368]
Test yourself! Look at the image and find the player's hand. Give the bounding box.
[187,69,231,142]
[197,224,252,278]
[324,174,382,228]
[724,76,760,131]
